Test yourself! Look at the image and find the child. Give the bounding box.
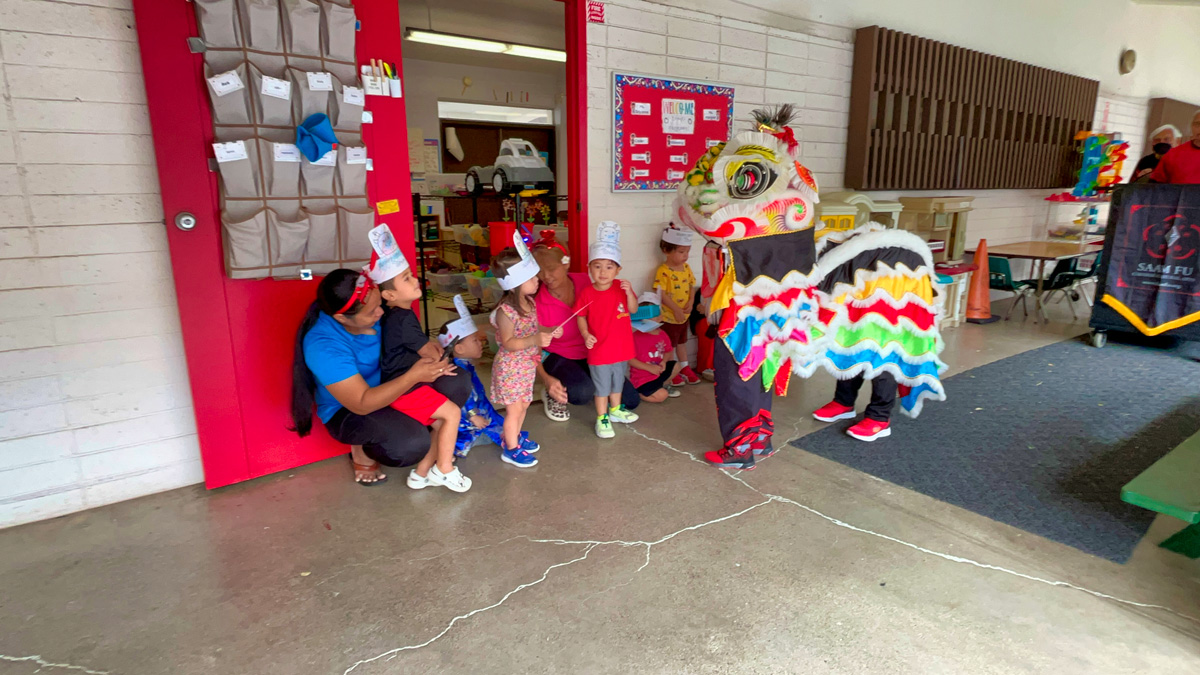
[630,292,682,403]
[490,233,560,466]
[437,296,537,459]
[575,221,639,438]
[367,224,471,492]
[655,224,701,386]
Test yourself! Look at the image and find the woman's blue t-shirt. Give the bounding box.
[303,312,382,423]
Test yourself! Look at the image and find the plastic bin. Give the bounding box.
[467,275,503,303]
[427,271,469,293]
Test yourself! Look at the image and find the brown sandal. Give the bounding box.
[350,456,388,486]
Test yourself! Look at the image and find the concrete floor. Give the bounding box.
[2,302,1199,675]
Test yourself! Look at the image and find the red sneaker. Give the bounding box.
[704,447,756,470]
[812,401,856,422]
[846,418,891,442]
[669,373,686,387]
[681,366,702,384]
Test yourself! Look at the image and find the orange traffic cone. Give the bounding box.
[965,239,1000,324]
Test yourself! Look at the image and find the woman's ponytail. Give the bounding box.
[289,301,323,436]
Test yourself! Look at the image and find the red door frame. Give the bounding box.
[564,0,589,270]
[132,0,587,488]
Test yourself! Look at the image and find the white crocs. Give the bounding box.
[428,465,472,493]
[406,469,431,490]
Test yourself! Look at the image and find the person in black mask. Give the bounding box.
[1133,124,1181,181]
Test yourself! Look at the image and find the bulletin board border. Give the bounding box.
[612,72,735,193]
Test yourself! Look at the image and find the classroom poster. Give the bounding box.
[612,73,735,192]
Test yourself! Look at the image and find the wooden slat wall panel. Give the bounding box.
[845,26,1098,190]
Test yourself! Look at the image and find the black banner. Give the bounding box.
[1103,184,1200,335]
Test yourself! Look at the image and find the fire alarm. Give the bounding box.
[1119,49,1137,75]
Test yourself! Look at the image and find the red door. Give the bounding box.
[131,0,415,488]
[131,0,587,488]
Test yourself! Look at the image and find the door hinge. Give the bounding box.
[187,37,206,54]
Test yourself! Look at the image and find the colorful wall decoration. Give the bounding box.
[612,73,735,192]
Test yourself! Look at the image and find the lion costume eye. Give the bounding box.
[729,161,777,199]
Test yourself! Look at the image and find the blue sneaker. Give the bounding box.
[518,435,540,453]
[501,447,538,467]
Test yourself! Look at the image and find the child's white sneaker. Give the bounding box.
[407,469,431,490]
[428,465,472,492]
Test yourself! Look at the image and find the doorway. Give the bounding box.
[398,0,574,334]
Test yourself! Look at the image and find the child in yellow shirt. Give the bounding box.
[654,224,700,385]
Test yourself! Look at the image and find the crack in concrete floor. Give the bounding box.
[340,424,1200,674]
[0,654,110,674]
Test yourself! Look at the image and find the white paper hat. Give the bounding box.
[438,295,477,347]
[661,223,693,247]
[637,290,661,306]
[589,221,622,265]
[497,231,540,290]
[365,224,411,285]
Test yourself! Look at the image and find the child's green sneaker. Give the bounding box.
[595,414,615,439]
[607,406,639,424]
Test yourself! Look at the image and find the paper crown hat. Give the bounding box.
[365,224,410,285]
[589,221,622,265]
[438,295,477,347]
[661,223,693,247]
[637,290,662,306]
[497,231,540,290]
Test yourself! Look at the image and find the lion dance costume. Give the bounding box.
[674,106,948,469]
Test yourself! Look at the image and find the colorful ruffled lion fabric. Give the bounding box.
[675,106,946,453]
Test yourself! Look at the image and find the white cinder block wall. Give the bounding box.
[588,0,1163,293]
[0,0,202,528]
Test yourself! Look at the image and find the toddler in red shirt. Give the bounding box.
[630,291,683,403]
[575,221,639,438]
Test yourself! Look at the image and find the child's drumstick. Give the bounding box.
[555,302,592,331]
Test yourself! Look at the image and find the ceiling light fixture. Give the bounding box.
[405,29,566,62]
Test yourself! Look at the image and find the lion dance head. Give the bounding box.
[674,105,820,243]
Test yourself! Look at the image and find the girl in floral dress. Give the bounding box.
[490,241,561,467]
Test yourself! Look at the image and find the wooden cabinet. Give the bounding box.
[897,196,975,264]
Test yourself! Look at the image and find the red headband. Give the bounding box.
[534,229,569,256]
[336,273,374,315]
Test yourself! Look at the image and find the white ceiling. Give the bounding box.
[398,0,565,73]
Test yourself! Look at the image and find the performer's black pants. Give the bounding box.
[833,372,897,422]
[714,339,773,448]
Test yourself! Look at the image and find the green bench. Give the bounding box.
[1121,429,1200,558]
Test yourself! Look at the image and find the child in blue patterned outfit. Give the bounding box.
[437,298,538,464]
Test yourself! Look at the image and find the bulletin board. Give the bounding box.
[612,73,735,192]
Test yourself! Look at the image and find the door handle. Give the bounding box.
[175,212,198,231]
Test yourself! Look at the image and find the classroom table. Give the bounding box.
[965,241,1102,323]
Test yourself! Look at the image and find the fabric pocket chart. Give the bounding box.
[193,0,367,280]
